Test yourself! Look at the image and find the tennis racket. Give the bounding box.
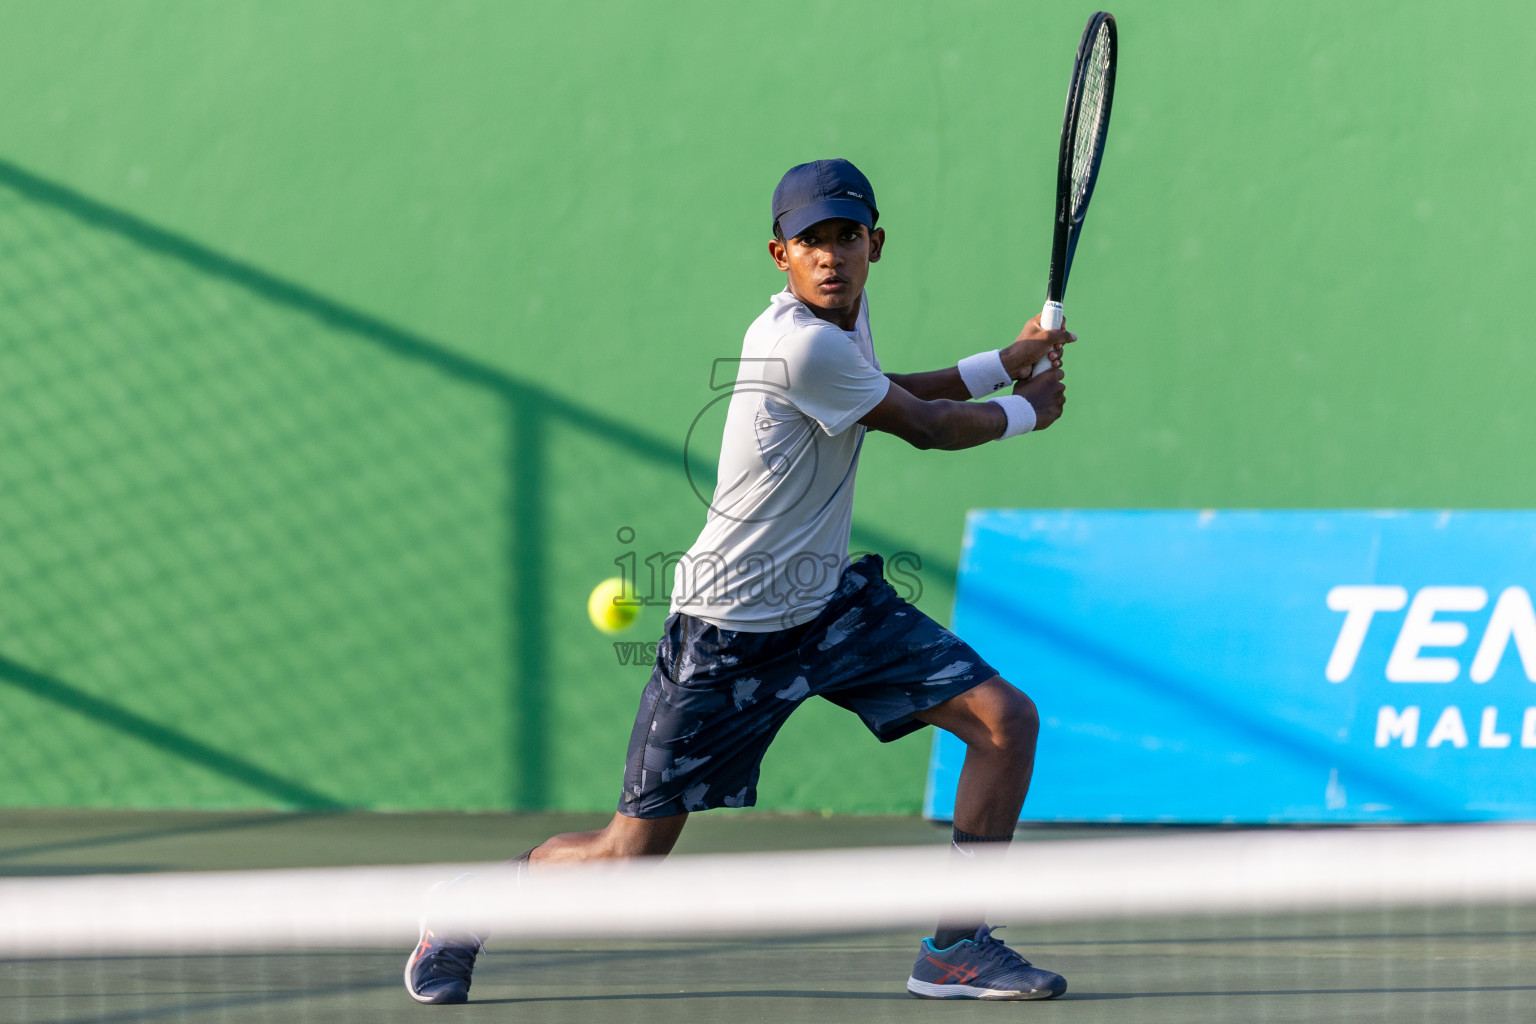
[1033,11,1118,376]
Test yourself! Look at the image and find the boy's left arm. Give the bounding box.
[886,315,1074,401]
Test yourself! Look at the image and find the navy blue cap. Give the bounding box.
[772,159,878,240]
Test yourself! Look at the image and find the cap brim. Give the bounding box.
[778,198,877,240]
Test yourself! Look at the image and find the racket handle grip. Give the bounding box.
[1034,301,1064,375]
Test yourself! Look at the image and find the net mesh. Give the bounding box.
[1070,21,1113,213]
[3,825,1536,1021]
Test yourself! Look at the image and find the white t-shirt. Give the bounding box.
[670,288,891,631]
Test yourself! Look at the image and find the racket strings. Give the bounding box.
[1069,23,1112,212]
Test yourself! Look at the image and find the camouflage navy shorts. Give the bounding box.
[618,554,998,818]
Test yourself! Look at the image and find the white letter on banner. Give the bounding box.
[1426,706,1469,748]
[1386,587,1487,683]
[1523,708,1536,749]
[1470,587,1536,683]
[1479,707,1512,748]
[1325,586,1408,682]
[1375,705,1420,747]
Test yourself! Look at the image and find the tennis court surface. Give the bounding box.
[4,810,1534,1024]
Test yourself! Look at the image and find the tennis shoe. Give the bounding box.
[404,876,484,1005]
[906,925,1066,1000]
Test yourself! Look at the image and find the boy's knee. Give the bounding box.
[963,682,1037,758]
[600,812,686,858]
[995,686,1039,749]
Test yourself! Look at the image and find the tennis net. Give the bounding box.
[4,824,1536,1022]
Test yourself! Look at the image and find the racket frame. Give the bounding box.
[1038,10,1117,345]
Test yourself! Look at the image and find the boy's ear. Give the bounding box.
[768,238,791,271]
[868,226,886,264]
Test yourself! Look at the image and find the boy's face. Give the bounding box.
[769,218,885,320]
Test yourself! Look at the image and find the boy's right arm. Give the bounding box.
[886,316,1074,402]
[859,369,1066,450]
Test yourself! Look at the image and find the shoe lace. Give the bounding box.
[970,925,1032,969]
[424,933,483,980]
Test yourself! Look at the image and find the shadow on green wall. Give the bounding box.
[0,160,953,811]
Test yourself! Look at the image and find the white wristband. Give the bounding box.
[957,349,1011,399]
[987,395,1036,439]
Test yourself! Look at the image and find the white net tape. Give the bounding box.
[5,825,1535,954]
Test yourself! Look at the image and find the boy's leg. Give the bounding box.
[406,812,689,1005]
[912,676,1038,835]
[914,674,1036,947]
[527,810,688,865]
[904,676,1064,1000]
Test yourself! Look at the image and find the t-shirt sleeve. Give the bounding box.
[773,325,891,436]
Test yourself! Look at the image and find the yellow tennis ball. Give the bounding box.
[587,577,639,634]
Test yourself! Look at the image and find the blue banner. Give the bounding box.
[925,510,1536,823]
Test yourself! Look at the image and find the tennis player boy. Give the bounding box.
[407,158,1073,1003]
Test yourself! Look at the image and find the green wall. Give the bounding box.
[1,1,1533,813]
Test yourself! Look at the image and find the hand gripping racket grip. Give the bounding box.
[1034,301,1064,376]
